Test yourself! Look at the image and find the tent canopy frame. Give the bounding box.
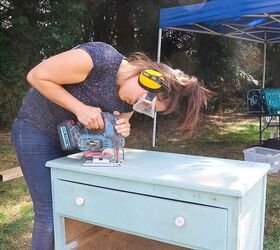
[152,0,280,147]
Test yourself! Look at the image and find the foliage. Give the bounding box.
[266,43,280,87]
[161,33,264,112]
[0,0,88,125]
[1,0,279,126]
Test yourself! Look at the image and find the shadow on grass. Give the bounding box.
[0,146,18,172]
[264,226,280,250]
[0,178,32,249]
[265,181,280,237]
[0,178,29,204]
[0,205,33,250]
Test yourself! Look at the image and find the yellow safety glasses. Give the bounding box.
[138,69,170,92]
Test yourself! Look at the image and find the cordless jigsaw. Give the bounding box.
[57,112,125,166]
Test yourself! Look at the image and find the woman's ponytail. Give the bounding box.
[160,71,214,138]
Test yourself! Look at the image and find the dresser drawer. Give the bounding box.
[54,180,228,250]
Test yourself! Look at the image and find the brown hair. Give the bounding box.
[126,52,215,138]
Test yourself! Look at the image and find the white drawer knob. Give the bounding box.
[75,197,85,206]
[175,216,185,227]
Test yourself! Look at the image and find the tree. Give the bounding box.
[0,0,276,125]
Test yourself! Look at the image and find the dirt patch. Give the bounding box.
[0,130,12,146]
[204,111,252,124]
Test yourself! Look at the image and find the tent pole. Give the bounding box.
[152,111,158,147]
[157,28,162,62]
[152,28,163,148]
[261,33,268,142]
[262,32,267,88]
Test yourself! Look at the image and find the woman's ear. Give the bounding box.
[156,98,168,112]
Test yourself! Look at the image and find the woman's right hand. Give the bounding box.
[75,105,104,129]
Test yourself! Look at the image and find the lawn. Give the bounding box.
[0,112,280,250]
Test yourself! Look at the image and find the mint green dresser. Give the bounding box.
[46,148,270,250]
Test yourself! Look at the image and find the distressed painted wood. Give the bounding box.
[0,167,22,182]
[65,219,188,250]
[47,148,270,250]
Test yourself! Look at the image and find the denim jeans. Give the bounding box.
[11,119,66,250]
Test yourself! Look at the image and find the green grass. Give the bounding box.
[0,146,17,172]
[0,113,280,249]
[264,224,280,250]
[127,114,266,160]
[265,179,280,242]
[0,179,33,250]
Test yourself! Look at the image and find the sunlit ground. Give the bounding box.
[0,113,279,249]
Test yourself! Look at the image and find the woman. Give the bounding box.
[11,42,213,250]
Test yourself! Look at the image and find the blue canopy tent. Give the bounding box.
[152,0,280,147]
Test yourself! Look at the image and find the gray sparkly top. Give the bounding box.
[17,42,133,137]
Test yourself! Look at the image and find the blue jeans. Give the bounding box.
[11,119,67,250]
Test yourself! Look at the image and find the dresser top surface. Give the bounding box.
[46,148,270,197]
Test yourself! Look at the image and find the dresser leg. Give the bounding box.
[54,215,67,250]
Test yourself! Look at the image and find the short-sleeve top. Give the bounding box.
[16,42,133,137]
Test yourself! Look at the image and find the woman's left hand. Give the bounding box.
[113,111,131,137]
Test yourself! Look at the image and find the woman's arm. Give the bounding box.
[27,49,104,129]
